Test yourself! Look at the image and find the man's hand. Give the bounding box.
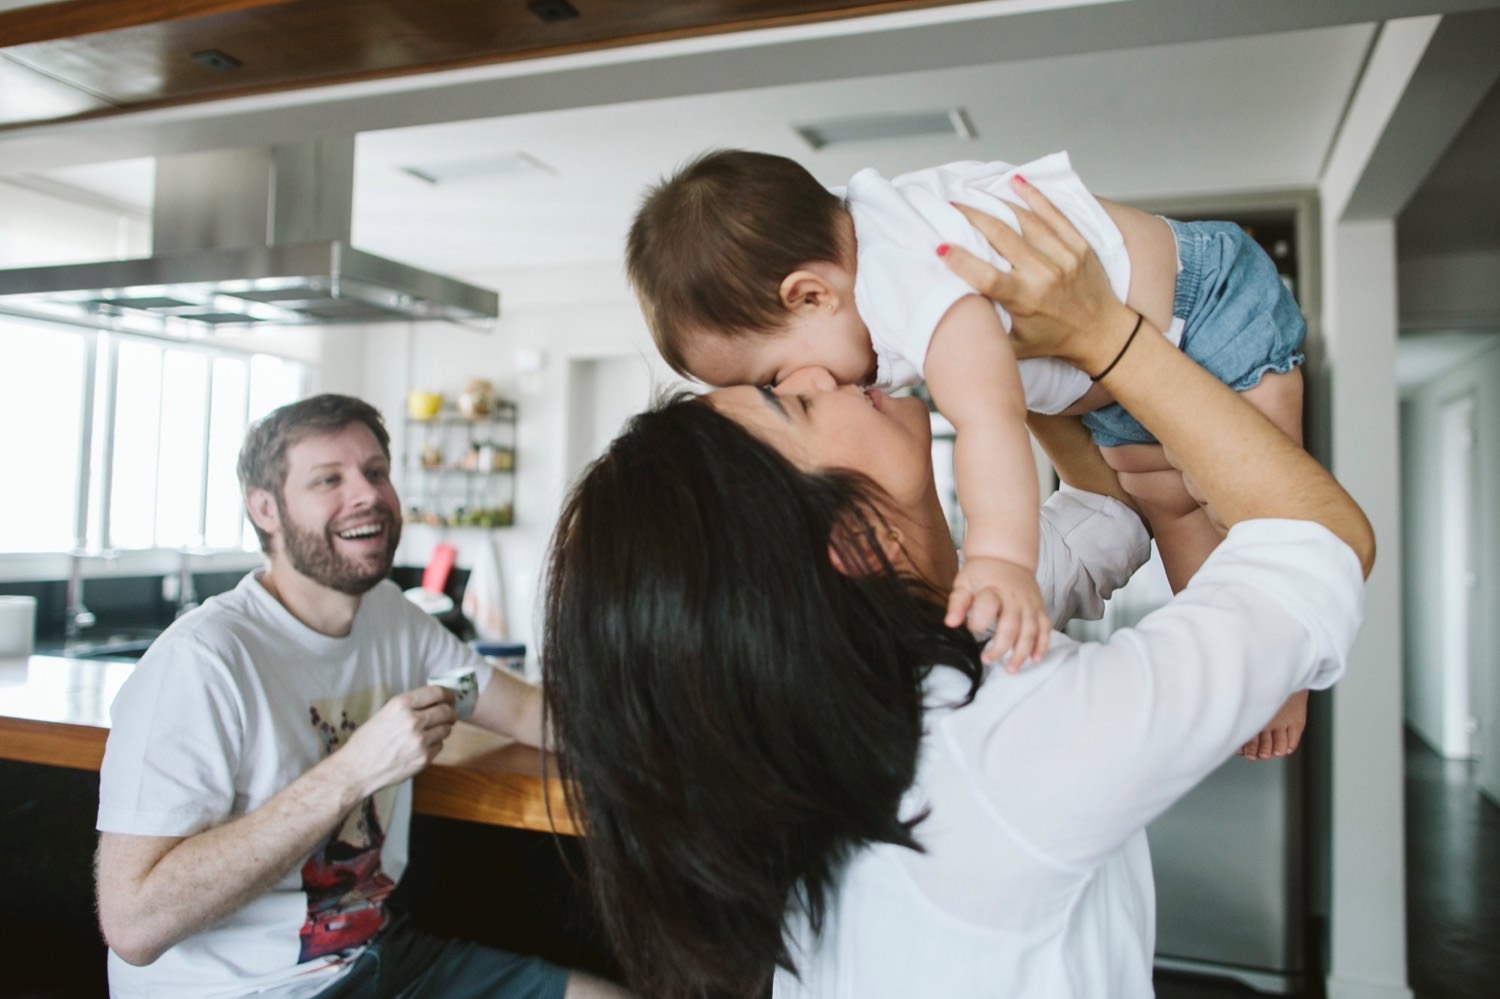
[945,556,1052,669]
[334,685,456,798]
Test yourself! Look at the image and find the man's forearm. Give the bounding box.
[470,668,546,747]
[98,752,365,966]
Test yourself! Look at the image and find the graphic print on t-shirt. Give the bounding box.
[297,685,399,962]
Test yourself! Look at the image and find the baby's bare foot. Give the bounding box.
[1240,689,1310,761]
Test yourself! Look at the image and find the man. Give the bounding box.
[95,394,629,999]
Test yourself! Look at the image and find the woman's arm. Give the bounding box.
[936,182,1372,866]
[941,182,1373,577]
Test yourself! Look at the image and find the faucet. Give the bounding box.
[175,549,200,618]
[64,551,97,640]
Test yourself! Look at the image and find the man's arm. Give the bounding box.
[97,686,454,966]
[469,667,547,748]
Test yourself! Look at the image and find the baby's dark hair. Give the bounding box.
[625,149,849,377]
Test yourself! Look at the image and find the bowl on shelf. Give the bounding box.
[407,390,444,421]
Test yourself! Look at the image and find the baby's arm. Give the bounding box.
[925,294,1049,667]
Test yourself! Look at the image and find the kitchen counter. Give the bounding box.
[0,654,576,835]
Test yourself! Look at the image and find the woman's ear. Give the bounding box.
[779,268,838,316]
[828,523,904,577]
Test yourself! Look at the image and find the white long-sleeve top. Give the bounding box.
[774,502,1364,998]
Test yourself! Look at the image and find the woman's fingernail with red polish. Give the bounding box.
[1014,174,1028,186]
[936,243,950,257]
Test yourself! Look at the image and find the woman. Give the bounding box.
[542,185,1374,999]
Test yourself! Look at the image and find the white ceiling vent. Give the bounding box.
[400,151,556,185]
[794,109,975,150]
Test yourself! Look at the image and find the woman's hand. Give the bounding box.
[940,178,1137,376]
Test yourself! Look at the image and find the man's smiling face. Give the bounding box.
[272,423,402,596]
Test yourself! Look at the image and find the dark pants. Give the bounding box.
[314,914,568,999]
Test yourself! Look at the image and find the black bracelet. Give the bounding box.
[1090,311,1145,382]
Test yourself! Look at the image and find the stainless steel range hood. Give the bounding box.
[0,137,498,334]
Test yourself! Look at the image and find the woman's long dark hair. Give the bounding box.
[543,392,983,998]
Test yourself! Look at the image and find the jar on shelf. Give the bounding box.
[458,379,496,419]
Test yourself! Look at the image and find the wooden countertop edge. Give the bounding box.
[413,766,578,836]
[0,716,108,771]
[0,715,577,835]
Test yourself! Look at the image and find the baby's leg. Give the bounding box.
[1099,444,1225,593]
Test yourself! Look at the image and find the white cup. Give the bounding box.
[429,666,479,721]
[0,596,36,658]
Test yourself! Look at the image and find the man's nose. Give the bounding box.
[345,474,379,508]
[774,366,838,394]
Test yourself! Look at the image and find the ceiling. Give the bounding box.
[6,0,1500,383]
[1395,331,1500,389]
[0,0,965,125]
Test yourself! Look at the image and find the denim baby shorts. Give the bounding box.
[1080,217,1306,448]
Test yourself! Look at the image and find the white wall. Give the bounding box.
[1399,340,1500,794]
[1399,249,1500,330]
[0,181,148,266]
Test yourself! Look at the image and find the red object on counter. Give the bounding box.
[422,543,457,594]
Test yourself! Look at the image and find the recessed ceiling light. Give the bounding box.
[400,152,556,185]
[794,109,976,150]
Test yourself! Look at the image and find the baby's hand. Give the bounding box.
[945,557,1051,670]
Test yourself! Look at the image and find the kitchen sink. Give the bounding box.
[39,629,162,662]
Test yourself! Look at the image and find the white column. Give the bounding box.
[1322,217,1412,999]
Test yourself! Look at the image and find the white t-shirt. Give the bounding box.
[774,517,1363,999]
[97,574,493,999]
[844,153,1132,413]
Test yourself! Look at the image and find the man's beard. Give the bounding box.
[276,500,401,596]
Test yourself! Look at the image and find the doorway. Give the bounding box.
[1437,392,1479,761]
[563,352,660,489]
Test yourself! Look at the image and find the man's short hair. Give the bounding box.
[237,393,391,553]
[625,148,848,377]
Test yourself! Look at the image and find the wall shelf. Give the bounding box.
[402,402,516,528]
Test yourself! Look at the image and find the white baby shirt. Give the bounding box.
[843,153,1132,413]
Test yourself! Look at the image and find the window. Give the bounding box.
[0,317,307,555]
[0,323,87,552]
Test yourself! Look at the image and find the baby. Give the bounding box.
[626,149,1309,759]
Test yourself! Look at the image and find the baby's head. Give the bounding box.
[627,149,877,388]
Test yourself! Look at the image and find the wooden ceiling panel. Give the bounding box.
[0,0,972,128]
